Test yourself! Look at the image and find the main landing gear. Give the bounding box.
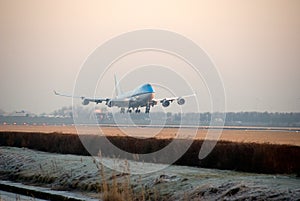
[145,104,150,113]
[120,107,147,113]
[127,108,141,113]
[121,108,140,113]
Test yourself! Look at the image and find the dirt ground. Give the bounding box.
[0,125,299,146]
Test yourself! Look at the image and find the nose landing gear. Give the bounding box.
[120,108,125,113]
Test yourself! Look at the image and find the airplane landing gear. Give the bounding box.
[120,108,125,113]
[145,105,150,113]
[135,109,141,113]
[127,109,132,113]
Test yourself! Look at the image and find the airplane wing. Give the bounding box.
[53,90,110,105]
[152,94,196,107]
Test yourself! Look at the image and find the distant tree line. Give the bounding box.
[1,106,300,127]
[224,112,300,127]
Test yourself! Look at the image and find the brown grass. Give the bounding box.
[0,130,300,174]
[1,125,299,146]
[95,152,147,201]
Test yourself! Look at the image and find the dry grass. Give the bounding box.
[0,130,300,174]
[95,153,150,201]
[1,125,299,145]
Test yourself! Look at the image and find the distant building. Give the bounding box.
[8,110,35,117]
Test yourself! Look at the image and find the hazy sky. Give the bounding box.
[0,0,299,114]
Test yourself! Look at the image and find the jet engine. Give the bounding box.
[82,99,89,105]
[106,100,113,107]
[177,97,185,105]
[162,100,170,107]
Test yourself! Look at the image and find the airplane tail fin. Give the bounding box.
[114,74,123,97]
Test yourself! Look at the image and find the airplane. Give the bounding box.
[54,76,193,114]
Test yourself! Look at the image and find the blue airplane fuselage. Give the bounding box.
[108,84,155,108]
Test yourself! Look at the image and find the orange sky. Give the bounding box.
[0,0,299,113]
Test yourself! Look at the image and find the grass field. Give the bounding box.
[2,147,299,200]
[0,125,299,174]
[0,125,299,146]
